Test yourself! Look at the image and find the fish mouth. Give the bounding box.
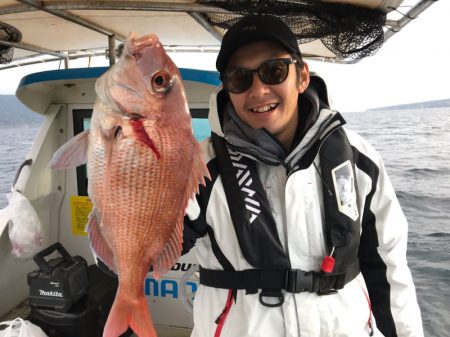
[128,33,159,57]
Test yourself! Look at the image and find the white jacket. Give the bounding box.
[184,86,423,337]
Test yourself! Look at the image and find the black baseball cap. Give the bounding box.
[216,15,302,73]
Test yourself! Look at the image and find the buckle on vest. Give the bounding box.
[285,269,314,293]
[259,290,284,307]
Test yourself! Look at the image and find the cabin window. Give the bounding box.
[191,108,210,142]
[73,109,91,197]
[72,108,211,196]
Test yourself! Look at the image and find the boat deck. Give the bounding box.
[0,300,192,337]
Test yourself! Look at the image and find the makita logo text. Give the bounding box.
[39,290,63,297]
[228,148,261,223]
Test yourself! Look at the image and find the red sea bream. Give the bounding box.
[50,33,209,337]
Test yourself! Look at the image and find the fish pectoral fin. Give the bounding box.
[87,208,117,274]
[49,129,89,169]
[153,220,183,279]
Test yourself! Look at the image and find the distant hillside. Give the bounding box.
[368,98,450,112]
[0,95,43,126]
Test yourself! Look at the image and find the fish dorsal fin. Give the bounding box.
[87,207,117,275]
[49,129,89,169]
[153,140,210,279]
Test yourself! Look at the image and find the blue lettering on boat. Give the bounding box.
[145,277,198,299]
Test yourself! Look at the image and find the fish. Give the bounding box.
[50,33,210,337]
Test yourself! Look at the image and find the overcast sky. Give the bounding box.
[0,0,448,112]
[309,0,450,112]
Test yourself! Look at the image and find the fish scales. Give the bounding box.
[97,128,193,260]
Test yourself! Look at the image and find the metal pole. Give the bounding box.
[1,2,229,15]
[33,1,229,13]
[189,12,222,42]
[108,35,116,66]
[0,39,67,59]
[384,0,437,42]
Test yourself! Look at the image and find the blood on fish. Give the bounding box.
[129,119,161,159]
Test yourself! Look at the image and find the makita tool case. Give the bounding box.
[27,242,88,312]
[29,264,132,337]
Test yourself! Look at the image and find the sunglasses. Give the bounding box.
[221,58,298,94]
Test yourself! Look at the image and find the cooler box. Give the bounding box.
[29,264,132,337]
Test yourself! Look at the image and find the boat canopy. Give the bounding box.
[0,0,437,69]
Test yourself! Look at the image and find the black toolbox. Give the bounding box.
[29,264,132,337]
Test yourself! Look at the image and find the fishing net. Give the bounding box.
[200,0,386,60]
[0,22,22,64]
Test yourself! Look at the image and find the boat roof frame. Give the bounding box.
[0,0,438,69]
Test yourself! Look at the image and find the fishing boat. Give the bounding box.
[0,1,437,336]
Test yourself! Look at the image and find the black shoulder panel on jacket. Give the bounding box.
[319,127,360,275]
[353,146,398,337]
[211,133,291,269]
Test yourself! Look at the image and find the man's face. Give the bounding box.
[226,41,309,150]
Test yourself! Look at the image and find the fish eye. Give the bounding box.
[151,70,173,94]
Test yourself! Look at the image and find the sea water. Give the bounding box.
[0,107,449,336]
[0,124,39,206]
[344,107,450,336]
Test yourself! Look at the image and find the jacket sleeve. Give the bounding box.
[356,141,424,337]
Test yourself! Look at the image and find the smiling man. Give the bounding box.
[182,15,423,337]
[224,40,309,151]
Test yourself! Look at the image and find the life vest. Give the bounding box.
[199,126,361,306]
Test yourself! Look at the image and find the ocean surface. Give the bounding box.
[0,107,449,336]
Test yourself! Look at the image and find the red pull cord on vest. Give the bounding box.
[214,289,234,337]
[361,285,374,336]
[321,247,336,273]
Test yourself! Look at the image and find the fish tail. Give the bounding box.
[103,293,157,337]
